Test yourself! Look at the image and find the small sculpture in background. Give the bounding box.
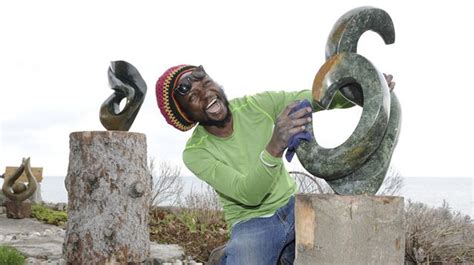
[100,60,147,131]
[296,6,402,195]
[2,157,38,218]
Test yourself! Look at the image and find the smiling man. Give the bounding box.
[155,64,394,265]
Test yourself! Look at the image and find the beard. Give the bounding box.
[198,94,232,128]
[181,86,232,128]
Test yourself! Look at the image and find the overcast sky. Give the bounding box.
[1,0,473,180]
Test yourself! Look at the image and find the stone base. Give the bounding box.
[295,194,405,265]
[5,199,32,219]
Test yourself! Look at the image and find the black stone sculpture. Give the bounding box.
[100,61,147,131]
[296,6,402,195]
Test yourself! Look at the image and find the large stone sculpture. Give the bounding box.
[1,157,38,218]
[296,6,402,195]
[99,60,147,131]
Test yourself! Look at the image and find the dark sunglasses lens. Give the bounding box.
[176,83,191,95]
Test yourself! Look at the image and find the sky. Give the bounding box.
[1,0,473,180]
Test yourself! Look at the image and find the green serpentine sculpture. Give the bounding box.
[99,61,147,131]
[296,6,402,195]
[2,157,38,202]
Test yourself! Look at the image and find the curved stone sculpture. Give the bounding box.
[2,157,38,202]
[297,53,390,180]
[327,93,401,194]
[99,61,147,131]
[325,6,395,106]
[296,6,401,194]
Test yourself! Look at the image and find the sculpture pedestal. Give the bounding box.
[295,194,405,265]
[4,199,31,219]
[64,131,151,264]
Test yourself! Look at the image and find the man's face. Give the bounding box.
[175,67,231,127]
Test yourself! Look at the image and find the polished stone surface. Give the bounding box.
[99,61,147,131]
[296,6,401,195]
[325,6,395,106]
[328,93,401,194]
[297,53,390,181]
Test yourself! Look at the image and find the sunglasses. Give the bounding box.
[174,65,207,96]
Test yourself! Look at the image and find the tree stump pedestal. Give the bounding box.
[295,194,405,265]
[64,131,151,264]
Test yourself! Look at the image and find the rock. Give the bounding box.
[5,199,32,219]
[0,191,6,206]
[55,203,67,211]
[6,234,64,260]
[25,258,66,265]
[4,235,15,241]
[0,206,5,214]
[149,243,185,264]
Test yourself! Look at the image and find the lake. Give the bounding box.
[2,176,472,217]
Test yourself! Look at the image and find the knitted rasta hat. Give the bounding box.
[156,65,197,131]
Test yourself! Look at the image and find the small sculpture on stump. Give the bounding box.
[2,157,38,219]
[99,60,147,131]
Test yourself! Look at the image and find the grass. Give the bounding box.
[31,203,68,227]
[0,246,25,265]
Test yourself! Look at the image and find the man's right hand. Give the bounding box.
[266,101,313,158]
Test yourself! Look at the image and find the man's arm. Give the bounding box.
[183,147,285,206]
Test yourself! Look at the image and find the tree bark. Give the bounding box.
[64,131,151,264]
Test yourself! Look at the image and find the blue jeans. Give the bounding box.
[221,197,295,265]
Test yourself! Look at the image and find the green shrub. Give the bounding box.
[0,246,25,265]
[31,204,68,226]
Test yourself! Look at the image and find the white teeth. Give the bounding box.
[206,98,217,109]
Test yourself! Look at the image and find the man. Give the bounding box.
[155,65,395,264]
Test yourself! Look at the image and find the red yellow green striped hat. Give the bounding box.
[156,64,197,131]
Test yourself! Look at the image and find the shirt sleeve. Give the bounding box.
[183,147,285,206]
[249,90,355,121]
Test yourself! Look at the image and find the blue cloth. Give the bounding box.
[285,99,313,162]
[220,197,295,265]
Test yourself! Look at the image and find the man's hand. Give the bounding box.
[384,73,395,92]
[266,101,312,158]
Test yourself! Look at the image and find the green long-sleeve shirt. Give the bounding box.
[183,90,353,230]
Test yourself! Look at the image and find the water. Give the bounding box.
[400,177,473,217]
[2,176,472,217]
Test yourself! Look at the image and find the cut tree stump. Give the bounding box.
[64,131,151,264]
[295,194,405,265]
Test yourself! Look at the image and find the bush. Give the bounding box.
[149,158,184,206]
[31,203,68,227]
[0,246,25,265]
[405,200,474,264]
[149,205,227,264]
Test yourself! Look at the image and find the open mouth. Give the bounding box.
[205,97,222,115]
